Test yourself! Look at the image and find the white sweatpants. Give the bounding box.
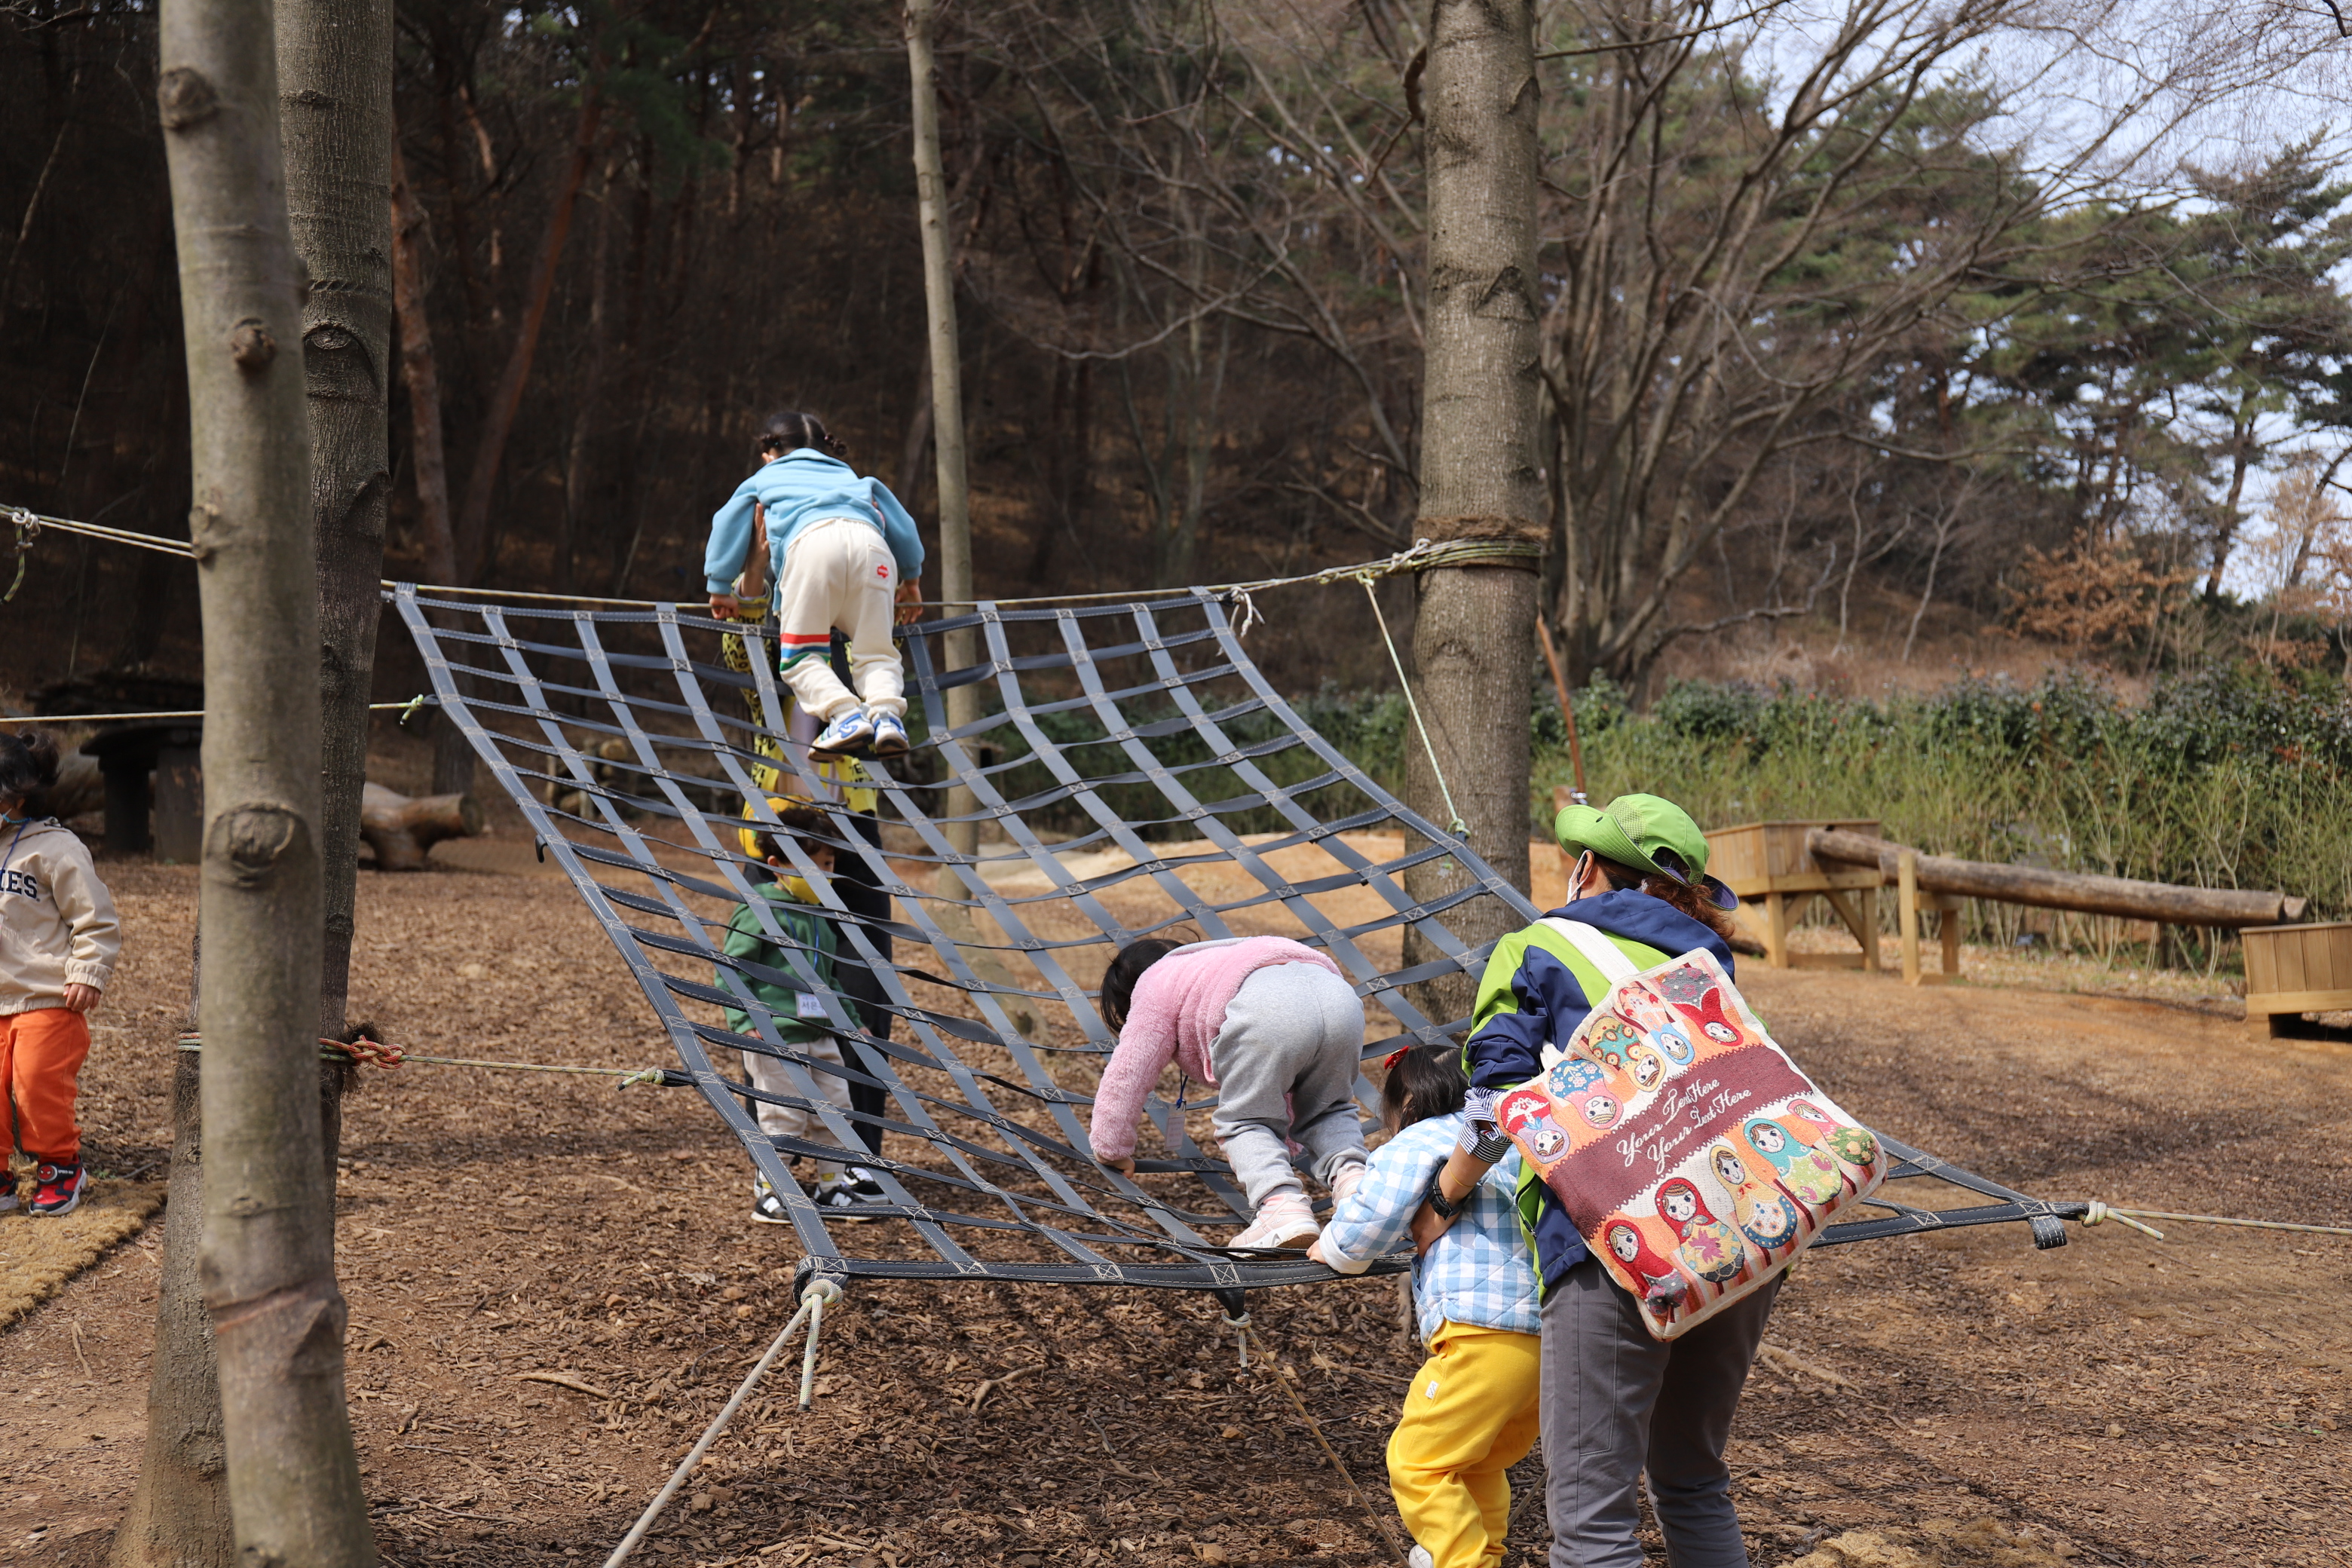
[774,516,906,721]
[741,1031,856,1182]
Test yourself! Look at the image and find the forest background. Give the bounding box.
[6,0,2352,934]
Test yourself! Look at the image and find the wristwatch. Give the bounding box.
[1424,1168,1465,1220]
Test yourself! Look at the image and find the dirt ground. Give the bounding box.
[4,834,2347,1568]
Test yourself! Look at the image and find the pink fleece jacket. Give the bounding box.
[1088,936,1341,1162]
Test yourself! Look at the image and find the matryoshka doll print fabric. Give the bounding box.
[1496,920,1886,1340]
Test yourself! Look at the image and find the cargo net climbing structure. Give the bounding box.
[393,584,2090,1296]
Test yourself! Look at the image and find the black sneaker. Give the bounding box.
[751,1175,793,1225]
[810,1168,891,1220]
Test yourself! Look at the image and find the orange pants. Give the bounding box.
[2,1007,89,1165]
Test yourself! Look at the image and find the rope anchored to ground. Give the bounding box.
[2081,1200,2352,1240]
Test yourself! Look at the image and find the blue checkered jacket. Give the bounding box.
[1318,1112,1540,1344]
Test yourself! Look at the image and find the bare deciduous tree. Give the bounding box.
[153,0,375,1554]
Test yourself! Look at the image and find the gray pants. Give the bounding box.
[1207,963,1369,1209]
[1541,1257,1779,1568]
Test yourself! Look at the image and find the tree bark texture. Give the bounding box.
[109,1055,234,1568]
[905,0,976,857]
[156,0,375,1557]
[388,131,453,587]
[280,0,394,1040]
[1401,0,1545,1020]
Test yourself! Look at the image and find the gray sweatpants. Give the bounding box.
[1207,963,1369,1209]
[1541,1257,1779,1568]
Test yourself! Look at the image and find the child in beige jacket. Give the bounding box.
[1,730,119,1217]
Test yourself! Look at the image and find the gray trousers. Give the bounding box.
[1541,1257,1779,1568]
[1208,963,1369,1208]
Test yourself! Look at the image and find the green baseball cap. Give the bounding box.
[1554,792,1738,910]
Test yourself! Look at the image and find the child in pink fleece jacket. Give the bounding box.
[1089,934,1369,1249]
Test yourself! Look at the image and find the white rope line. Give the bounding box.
[3,700,428,726]
[602,1277,841,1568]
[2082,1200,2352,1241]
[3,504,1536,612]
[1356,574,1468,838]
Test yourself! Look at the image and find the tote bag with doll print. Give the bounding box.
[1495,918,1885,1340]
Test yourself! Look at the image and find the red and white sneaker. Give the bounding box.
[29,1161,87,1217]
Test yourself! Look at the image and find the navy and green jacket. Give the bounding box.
[717,881,840,1040]
[1462,890,1736,1295]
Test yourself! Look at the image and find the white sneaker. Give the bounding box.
[1230,1191,1320,1250]
[1409,1545,1434,1568]
[867,710,910,758]
[810,707,876,758]
[1328,1160,1367,1211]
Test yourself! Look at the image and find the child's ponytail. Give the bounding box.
[0,727,61,807]
[758,411,847,462]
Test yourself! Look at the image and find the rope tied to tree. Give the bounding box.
[175,1031,680,1088]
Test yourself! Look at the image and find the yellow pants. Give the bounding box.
[1386,1321,1543,1568]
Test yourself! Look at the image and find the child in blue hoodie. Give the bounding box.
[706,412,926,759]
[1312,1044,1539,1568]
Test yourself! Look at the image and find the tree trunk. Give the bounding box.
[155,0,375,1559]
[109,1055,234,1568]
[388,130,454,588]
[388,128,479,795]
[449,90,602,585]
[907,0,972,845]
[903,0,969,846]
[1401,0,1544,1021]
[429,92,597,795]
[280,0,394,1040]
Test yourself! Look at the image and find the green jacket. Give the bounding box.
[718,881,839,1040]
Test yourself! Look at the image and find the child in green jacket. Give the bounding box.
[719,801,885,1220]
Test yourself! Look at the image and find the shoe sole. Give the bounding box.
[751,1205,793,1225]
[29,1190,84,1218]
[869,734,908,758]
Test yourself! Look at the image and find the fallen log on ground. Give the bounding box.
[1807,828,2305,929]
[361,782,484,871]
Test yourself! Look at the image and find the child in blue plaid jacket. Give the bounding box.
[1312,1044,1539,1568]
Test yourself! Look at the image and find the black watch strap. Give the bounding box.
[1424,1168,1464,1219]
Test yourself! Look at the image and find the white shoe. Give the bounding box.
[1409,1546,1434,1568]
[867,710,909,758]
[1328,1160,1367,1211]
[810,707,876,758]
[1230,1191,1319,1250]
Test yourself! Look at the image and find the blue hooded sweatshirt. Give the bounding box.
[1461,889,1736,1294]
[703,449,926,595]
